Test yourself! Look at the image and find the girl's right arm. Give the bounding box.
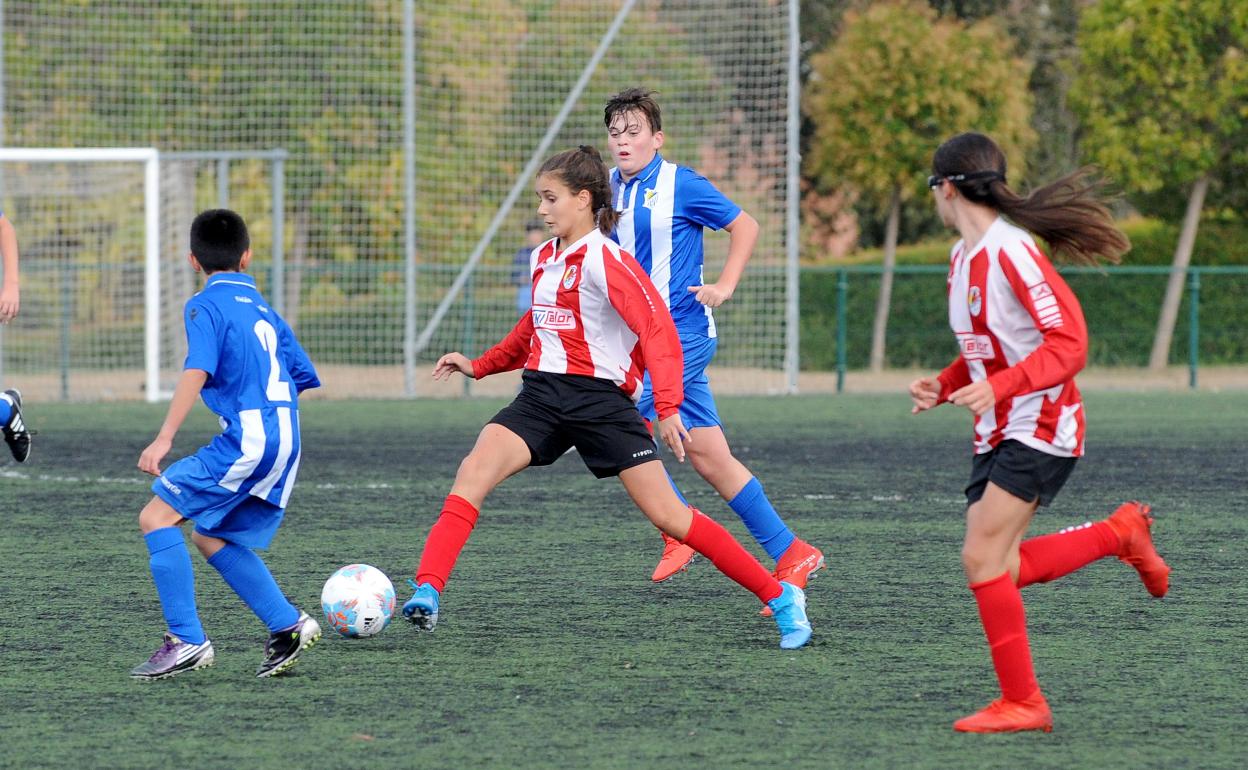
[469,312,534,379]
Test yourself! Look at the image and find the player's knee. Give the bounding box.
[960,542,1002,580]
[138,498,182,533]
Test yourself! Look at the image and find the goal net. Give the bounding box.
[0,149,184,401]
[2,1,795,399]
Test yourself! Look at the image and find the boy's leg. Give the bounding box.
[139,498,206,644]
[194,529,321,678]
[618,461,811,649]
[196,532,299,632]
[688,428,796,561]
[687,423,824,613]
[132,497,215,679]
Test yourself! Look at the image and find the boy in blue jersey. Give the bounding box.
[131,209,322,680]
[604,89,824,602]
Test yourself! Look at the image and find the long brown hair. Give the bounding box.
[538,145,620,236]
[932,132,1129,265]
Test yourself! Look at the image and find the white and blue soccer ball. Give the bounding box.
[321,564,396,638]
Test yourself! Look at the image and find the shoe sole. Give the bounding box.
[954,722,1053,734]
[404,609,438,631]
[651,552,698,583]
[257,628,322,678]
[131,654,216,681]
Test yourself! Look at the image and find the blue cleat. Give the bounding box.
[403,579,440,631]
[767,581,812,649]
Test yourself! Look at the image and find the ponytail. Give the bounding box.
[933,133,1129,265]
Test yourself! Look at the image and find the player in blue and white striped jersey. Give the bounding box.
[130,209,322,681]
[605,89,824,598]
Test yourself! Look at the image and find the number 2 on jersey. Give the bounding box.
[253,320,292,403]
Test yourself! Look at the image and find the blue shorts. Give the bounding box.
[152,451,285,550]
[637,332,721,430]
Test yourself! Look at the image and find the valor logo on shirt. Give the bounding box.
[643,188,658,210]
[956,332,995,361]
[532,304,577,330]
[561,264,579,290]
[968,285,982,317]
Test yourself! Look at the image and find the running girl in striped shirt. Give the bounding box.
[909,132,1171,733]
[131,209,323,680]
[402,146,812,649]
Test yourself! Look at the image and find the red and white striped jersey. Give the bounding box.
[471,228,685,419]
[937,217,1088,457]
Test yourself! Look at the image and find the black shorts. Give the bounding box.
[965,439,1078,508]
[489,370,659,479]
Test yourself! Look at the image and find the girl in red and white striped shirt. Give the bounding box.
[402,146,812,649]
[909,132,1171,733]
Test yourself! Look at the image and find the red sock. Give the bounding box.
[681,511,782,603]
[415,494,480,592]
[1017,520,1119,587]
[970,571,1039,701]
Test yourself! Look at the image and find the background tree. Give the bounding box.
[1071,0,1248,369]
[804,0,1032,370]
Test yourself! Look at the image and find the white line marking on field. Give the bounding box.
[1,468,399,491]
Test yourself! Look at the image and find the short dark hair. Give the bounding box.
[190,209,250,273]
[538,146,620,236]
[604,87,662,133]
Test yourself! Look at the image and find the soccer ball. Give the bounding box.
[320,564,396,638]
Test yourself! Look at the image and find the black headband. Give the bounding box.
[944,170,1005,185]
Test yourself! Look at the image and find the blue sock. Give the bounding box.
[208,543,299,632]
[664,467,690,507]
[0,395,11,424]
[728,477,794,561]
[145,527,206,644]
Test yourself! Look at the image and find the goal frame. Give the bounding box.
[0,147,162,401]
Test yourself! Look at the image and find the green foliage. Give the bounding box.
[1071,0,1248,212]
[804,0,1034,210]
[835,216,1248,267]
[800,263,1248,370]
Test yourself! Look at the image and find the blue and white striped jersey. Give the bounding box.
[184,272,320,509]
[610,153,741,338]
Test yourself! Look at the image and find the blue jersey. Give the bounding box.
[610,153,740,338]
[182,273,320,509]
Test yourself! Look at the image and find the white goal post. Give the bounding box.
[0,147,163,401]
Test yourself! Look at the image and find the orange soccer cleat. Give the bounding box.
[651,531,697,583]
[760,538,824,616]
[953,690,1053,733]
[1104,501,1171,598]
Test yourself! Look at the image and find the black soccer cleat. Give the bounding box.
[256,611,322,678]
[2,388,32,463]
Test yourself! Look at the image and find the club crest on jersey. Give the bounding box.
[532,304,577,330]
[561,264,579,290]
[643,188,658,210]
[967,285,982,317]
